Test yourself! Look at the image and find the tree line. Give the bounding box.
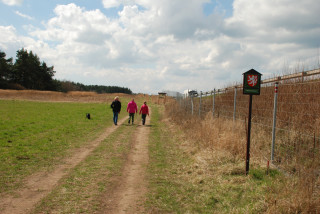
[58,81,132,94]
[0,49,132,94]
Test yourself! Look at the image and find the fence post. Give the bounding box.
[213,89,216,117]
[271,82,279,161]
[199,91,202,117]
[191,96,194,116]
[210,91,213,116]
[233,87,237,121]
[186,97,188,111]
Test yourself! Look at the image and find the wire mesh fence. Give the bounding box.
[178,69,320,177]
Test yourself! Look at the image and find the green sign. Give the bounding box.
[243,69,262,95]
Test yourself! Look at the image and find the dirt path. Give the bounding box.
[102,110,151,214]
[0,116,128,214]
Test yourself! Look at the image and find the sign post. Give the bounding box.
[243,69,262,175]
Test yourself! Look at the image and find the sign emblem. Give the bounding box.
[247,75,258,87]
[243,69,261,95]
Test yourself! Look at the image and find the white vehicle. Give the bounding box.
[183,89,198,98]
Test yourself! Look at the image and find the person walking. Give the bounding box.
[139,101,149,125]
[111,96,121,125]
[127,98,138,124]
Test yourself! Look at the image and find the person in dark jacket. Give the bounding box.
[111,96,121,125]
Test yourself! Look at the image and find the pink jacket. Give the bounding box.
[139,104,149,115]
[127,100,138,113]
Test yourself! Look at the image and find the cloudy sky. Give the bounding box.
[0,0,319,94]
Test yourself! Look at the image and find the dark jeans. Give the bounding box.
[113,111,119,125]
[141,114,147,125]
[128,113,135,123]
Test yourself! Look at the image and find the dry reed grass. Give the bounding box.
[166,76,320,212]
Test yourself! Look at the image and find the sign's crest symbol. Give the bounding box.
[247,75,258,87]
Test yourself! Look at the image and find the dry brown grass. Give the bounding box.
[0,89,145,103]
[166,77,320,213]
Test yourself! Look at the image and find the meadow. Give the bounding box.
[0,89,319,213]
[0,90,158,213]
[0,99,117,193]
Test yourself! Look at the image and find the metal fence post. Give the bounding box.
[199,91,202,117]
[213,89,216,117]
[271,82,279,161]
[182,96,184,110]
[233,87,237,121]
[191,96,194,116]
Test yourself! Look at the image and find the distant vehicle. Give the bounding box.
[188,90,198,97]
[183,89,198,98]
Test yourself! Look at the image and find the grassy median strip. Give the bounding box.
[0,100,128,193]
[146,105,197,212]
[31,122,137,213]
[146,106,283,213]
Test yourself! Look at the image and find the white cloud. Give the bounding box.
[0,25,42,59]
[15,11,34,20]
[102,0,121,8]
[0,26,19,52]
[225,0,320,44]
[1,0,319,94]
[1,0,23,6]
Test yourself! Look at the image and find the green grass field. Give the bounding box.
[0,99,128,193]
[31,119,137,213]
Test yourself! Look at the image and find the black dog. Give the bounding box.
[86,113,91,119]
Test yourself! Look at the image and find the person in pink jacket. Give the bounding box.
[127,98,138,124]
[139,101,149,125]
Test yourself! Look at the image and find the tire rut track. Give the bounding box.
[0,117,128,214]
[102,109,151,214]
